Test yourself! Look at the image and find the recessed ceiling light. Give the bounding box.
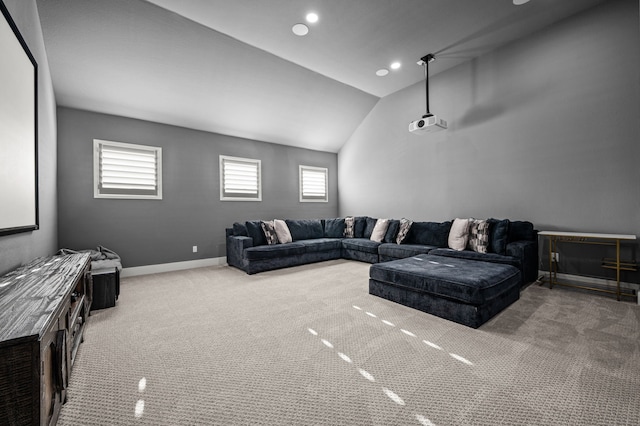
[292,23,309,36]
[390,62,401,70]
[376,68,389,77]
[306,12,319,23]
[513,0,530,5]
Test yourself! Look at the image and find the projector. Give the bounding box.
[408,115,448,133]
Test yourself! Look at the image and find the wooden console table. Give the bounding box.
[538,231,637,301]
[0,253,92,425]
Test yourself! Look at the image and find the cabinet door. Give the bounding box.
[41,329,66,426]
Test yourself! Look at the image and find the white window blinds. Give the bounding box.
[220,155,262,201]
[300,165,328,202]
[94,139,162,199]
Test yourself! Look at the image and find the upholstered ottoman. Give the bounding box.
[369,254,521,328]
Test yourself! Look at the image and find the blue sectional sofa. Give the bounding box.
[225,216,538,284]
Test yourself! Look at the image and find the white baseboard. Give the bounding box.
[121,257,227,278]
[537,270,640,305]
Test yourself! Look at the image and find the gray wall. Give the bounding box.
[339,0,640,281]
[57,107,338,267]
[0,0,58,275]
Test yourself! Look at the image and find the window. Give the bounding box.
[220,155,261,201]
[94,139,162,199]
[299,165,328,202]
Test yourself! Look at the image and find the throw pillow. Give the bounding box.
[448,218,470,251]
[273,219,292,244]
[467,219,490,253]
[245,220,267,246]
[354,216,367,238]
[260,220,278,245]
[396,218,413,244]
[370,219,390,243]
[344,216,355,238]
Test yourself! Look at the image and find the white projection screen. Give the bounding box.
[0,1,38,236]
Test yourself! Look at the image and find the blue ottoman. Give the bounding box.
[369,254,521,328]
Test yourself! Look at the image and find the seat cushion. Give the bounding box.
[378,243,436,259]
[341,238,381,254]
[369,254,520,305]
[405,221,452,247]
[244,243,306,260]
[297,238,343,253]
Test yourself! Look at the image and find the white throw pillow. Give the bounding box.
[448,218,470,251]
[273,219,292,244]
[370,218,390,243]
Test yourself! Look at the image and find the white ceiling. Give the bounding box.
[36,0,607,153]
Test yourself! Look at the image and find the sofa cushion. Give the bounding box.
[298,238,343,253]
[285,219,324,241]
[488,218,509,255]
[370,219,390,243]
[341,238,381,254]
[354,216,368,238]
[232,222,248,237]
[274,219,292,244]
[244,243,306,260]
[260,220,278,245]
[509,221,535,242]
[324,218,345,238]
[468,219,490,253]
[364,217,377,239]
[246,220,267,246]
[396,218,413,244]
[448,218,470,251]
[378,243,434,259]
[406,221,452,247]
[384,220,400,243]
[344,216,355,238]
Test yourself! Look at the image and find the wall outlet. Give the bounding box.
[551,252,559,262]
[192,246,197,253]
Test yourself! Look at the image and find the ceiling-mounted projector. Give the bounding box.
[409,114,448,133]
[410,53,448,135]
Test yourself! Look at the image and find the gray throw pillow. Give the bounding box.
[467,219,490,253]
[344,216,355,238]
[261,220,278,245]
[396,218,413,244]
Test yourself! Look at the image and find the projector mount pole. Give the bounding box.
[419,53,436,118]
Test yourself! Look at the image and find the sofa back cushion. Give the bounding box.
[406,221,452,247]
[488,218,509,255]
[285,219,324,241]
[245,220,267,246]
[384,220,400,243]
[354,216,368,238]
[363,217,377,239]
[232,222,248,236]
[508,221,535,242]
[324,218,345,238]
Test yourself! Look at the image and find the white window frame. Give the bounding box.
[220,155,262,201]
[299,165,328,203]
[93,139,162,200]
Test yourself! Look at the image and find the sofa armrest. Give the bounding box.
[226,235,253,269]
[506,240,538,284]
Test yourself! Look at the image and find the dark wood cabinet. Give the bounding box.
[0,254,91,426]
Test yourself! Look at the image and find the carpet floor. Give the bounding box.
[58,259,640,425]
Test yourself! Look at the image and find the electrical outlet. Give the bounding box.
[551,252,559,262]
[192,246,197,253]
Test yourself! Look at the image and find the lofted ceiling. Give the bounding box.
[36,0,607,153]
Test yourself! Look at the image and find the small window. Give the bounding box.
[94,139,162,199]
[299,165,328,202]
[220,155,262,201]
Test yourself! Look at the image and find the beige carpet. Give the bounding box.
[58,259,640,425]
